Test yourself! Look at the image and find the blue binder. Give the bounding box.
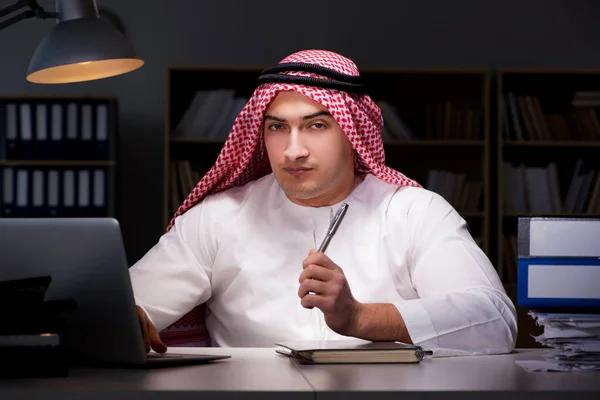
[517,217,600,308]
[517,256,600,308]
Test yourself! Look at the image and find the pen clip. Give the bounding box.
[327,203,348,235]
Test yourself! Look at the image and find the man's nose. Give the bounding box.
[283,131,309,160]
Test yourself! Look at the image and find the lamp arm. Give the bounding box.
[0,0,58,31]
[0,0,30,19]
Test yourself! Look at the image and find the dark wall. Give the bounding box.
[1,0,599,264]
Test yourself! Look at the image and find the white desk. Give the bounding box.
[0,348,599,400]
[295,348,600,400]
[0,348,312,400]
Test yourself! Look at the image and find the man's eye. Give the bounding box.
[312,122,326,129]
[269,124,284,130]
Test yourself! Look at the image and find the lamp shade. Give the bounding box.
[27,17,144,84]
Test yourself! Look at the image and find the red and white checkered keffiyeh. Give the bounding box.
[159,49,421,346]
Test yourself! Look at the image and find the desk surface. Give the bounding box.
[1,347,599,400]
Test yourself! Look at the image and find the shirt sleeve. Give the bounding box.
[389,188,518,357]
[128,201,215,331]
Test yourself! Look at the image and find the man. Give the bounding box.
[130,49,518,357]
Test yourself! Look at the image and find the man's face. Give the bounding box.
[263,90,355,207]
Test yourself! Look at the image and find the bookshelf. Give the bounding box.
[496,69,600,347]
[164,66,600,348]
[165,66,492,256]
[0,95,118,219]
[496,69,600,283]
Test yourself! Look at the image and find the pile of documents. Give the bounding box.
[520,311,600,371]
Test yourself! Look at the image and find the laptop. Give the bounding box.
[0,217,230,368]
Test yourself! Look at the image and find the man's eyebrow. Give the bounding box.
[264,111,332,123]
[264,114,286,122]
[302,111,332,120]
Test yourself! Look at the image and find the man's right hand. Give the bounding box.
[136,305,168,354]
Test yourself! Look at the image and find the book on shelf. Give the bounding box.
[503,160,600,215]
[502,91,600,142]
[169,160,201,214]
[275,340,432,364]
[423,100,483,140]
[172,89,248,140]
[425,169,483,213]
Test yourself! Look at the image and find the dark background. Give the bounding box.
[2,0,599,264]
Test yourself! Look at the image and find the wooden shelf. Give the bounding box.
[171,137,226,144]
[504,141,600,147]
[461,212,485,218]
[0,160,117,166]
[503,213,600,218]
[382,140,484,146]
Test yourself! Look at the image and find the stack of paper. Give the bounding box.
[517,311,600,371]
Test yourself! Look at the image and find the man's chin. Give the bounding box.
[280,183,321,200]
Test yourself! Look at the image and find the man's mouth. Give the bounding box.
[284,167,312,176]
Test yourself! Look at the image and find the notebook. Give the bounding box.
[275,340,432,364]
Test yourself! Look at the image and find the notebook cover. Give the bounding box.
[275,339,421,352]
[275,340,431,364]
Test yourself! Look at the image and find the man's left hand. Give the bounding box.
[298,248,362,336]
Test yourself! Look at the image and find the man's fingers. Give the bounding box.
[149,324,168,353]
[298,277,329,298]
[300,293,324,310]
[302,251,328,269]
[299,264,333,283]
[136,307,151,353]
[303,252,338,271]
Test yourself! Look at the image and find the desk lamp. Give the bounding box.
[0,0,144,83]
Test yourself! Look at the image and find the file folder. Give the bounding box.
[518,256,600,308]
[517,217,600,308]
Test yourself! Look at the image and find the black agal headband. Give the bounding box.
[257,62,367,94]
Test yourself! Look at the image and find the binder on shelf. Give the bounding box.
[65,102,79,160]
[94,103,111,160]
[2,167,14,217]
[47,169,60,217]
[18,103,34,160]
[91,168,108,217]
[4,103,18,159]
[61,169,76,217]
[80,104,95,160]
[31,169,45,217]
[517,217,600,308]
[49,103,64,160]
[76,169,91,217]
[13,168,29,218]
[35,103,50,159]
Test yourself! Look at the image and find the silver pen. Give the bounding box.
[317,203,349,253]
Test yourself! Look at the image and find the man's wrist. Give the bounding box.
[346,302,412,343]
[348,300,367,338]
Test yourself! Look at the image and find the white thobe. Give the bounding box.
[129,173,517,356]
